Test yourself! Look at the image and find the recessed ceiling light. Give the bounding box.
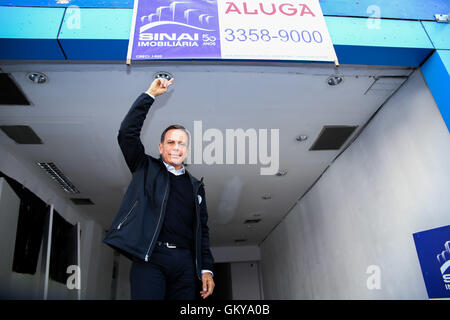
[296,135,308,142]
[153,71,173,81]
[27,72,47,84]
[327,76,343,86]
[275,169,287,176]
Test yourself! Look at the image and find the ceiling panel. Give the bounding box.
[0,62,413,246]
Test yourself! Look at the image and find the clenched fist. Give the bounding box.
[146,77,174,98]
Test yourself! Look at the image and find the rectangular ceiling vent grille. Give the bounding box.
[70,198,94,205]
[244,219,261,224]
[364,76,408,97]
[36,162,80,194]
[0,125,43,144]
[0,73,30,105]
[310,125,358,150]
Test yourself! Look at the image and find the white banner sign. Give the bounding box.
[217,0,338,62]
[127,0,338,64]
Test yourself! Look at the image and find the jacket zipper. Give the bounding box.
[144,174,169,262]
[116,200,138,230]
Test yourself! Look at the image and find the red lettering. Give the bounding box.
[243,2,258,14]
[279,3,297,16]
[224,2,316,17]
[259,3,276,15]
[225,2,241,14]
[300,4,315,16]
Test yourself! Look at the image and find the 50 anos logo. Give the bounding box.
[202,34,216,46]
[437,241,450,290]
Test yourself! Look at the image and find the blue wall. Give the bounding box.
[0,0,449,20]
[421,50,450,131]
[0,6,437,64]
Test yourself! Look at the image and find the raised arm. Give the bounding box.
[118,77,174,172]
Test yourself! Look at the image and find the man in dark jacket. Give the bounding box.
[103,77,215,300]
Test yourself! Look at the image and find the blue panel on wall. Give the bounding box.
[0,6,66,60]
[325,16,434,66]
[0,6,440,65]
[421,50,450,131]
[1,0,449,20]
[0,39,65,60]
[58,8,131,60]
[58,8,131,39]
[0,0,133,8]
[413,225,450,299]
[58,39,128,60]
[421,21,450,50]
[0,6,64,38]
[325,16,433,49]
[334,45,433,67]
[319,0,450,21]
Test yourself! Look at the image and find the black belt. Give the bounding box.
[155,241,191,250]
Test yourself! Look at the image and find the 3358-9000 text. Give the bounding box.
[224,28,323,43]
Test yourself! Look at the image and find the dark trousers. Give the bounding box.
[129,245,197,300]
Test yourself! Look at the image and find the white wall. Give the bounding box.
[211,245,261,263]
[231,261,262,300]
[79,221,114,299]
[0,144,114,299]
[210,246,263,300]
[260,69,450,299]
[114,254,132,300]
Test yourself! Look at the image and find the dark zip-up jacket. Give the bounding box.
[102,93,214,279]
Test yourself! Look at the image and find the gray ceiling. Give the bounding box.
[0,61,413,247]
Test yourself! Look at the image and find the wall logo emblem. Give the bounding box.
[436,241,450,290]
[413,225,450,299]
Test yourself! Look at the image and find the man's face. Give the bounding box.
[158,129,189,170]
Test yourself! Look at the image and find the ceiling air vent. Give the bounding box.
[244,219,261,224]
[70,198,94,205]
[0,125,43,144]
[0,73,30,105]
[364,76,408,97]
[310,125,358,150]
[36,162,80,194]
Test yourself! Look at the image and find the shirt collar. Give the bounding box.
[162,160,185,176]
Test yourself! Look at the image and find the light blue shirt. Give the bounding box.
[162,160,185,176]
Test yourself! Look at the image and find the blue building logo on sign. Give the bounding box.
[437,241,450,290]
[413,225,450,299]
